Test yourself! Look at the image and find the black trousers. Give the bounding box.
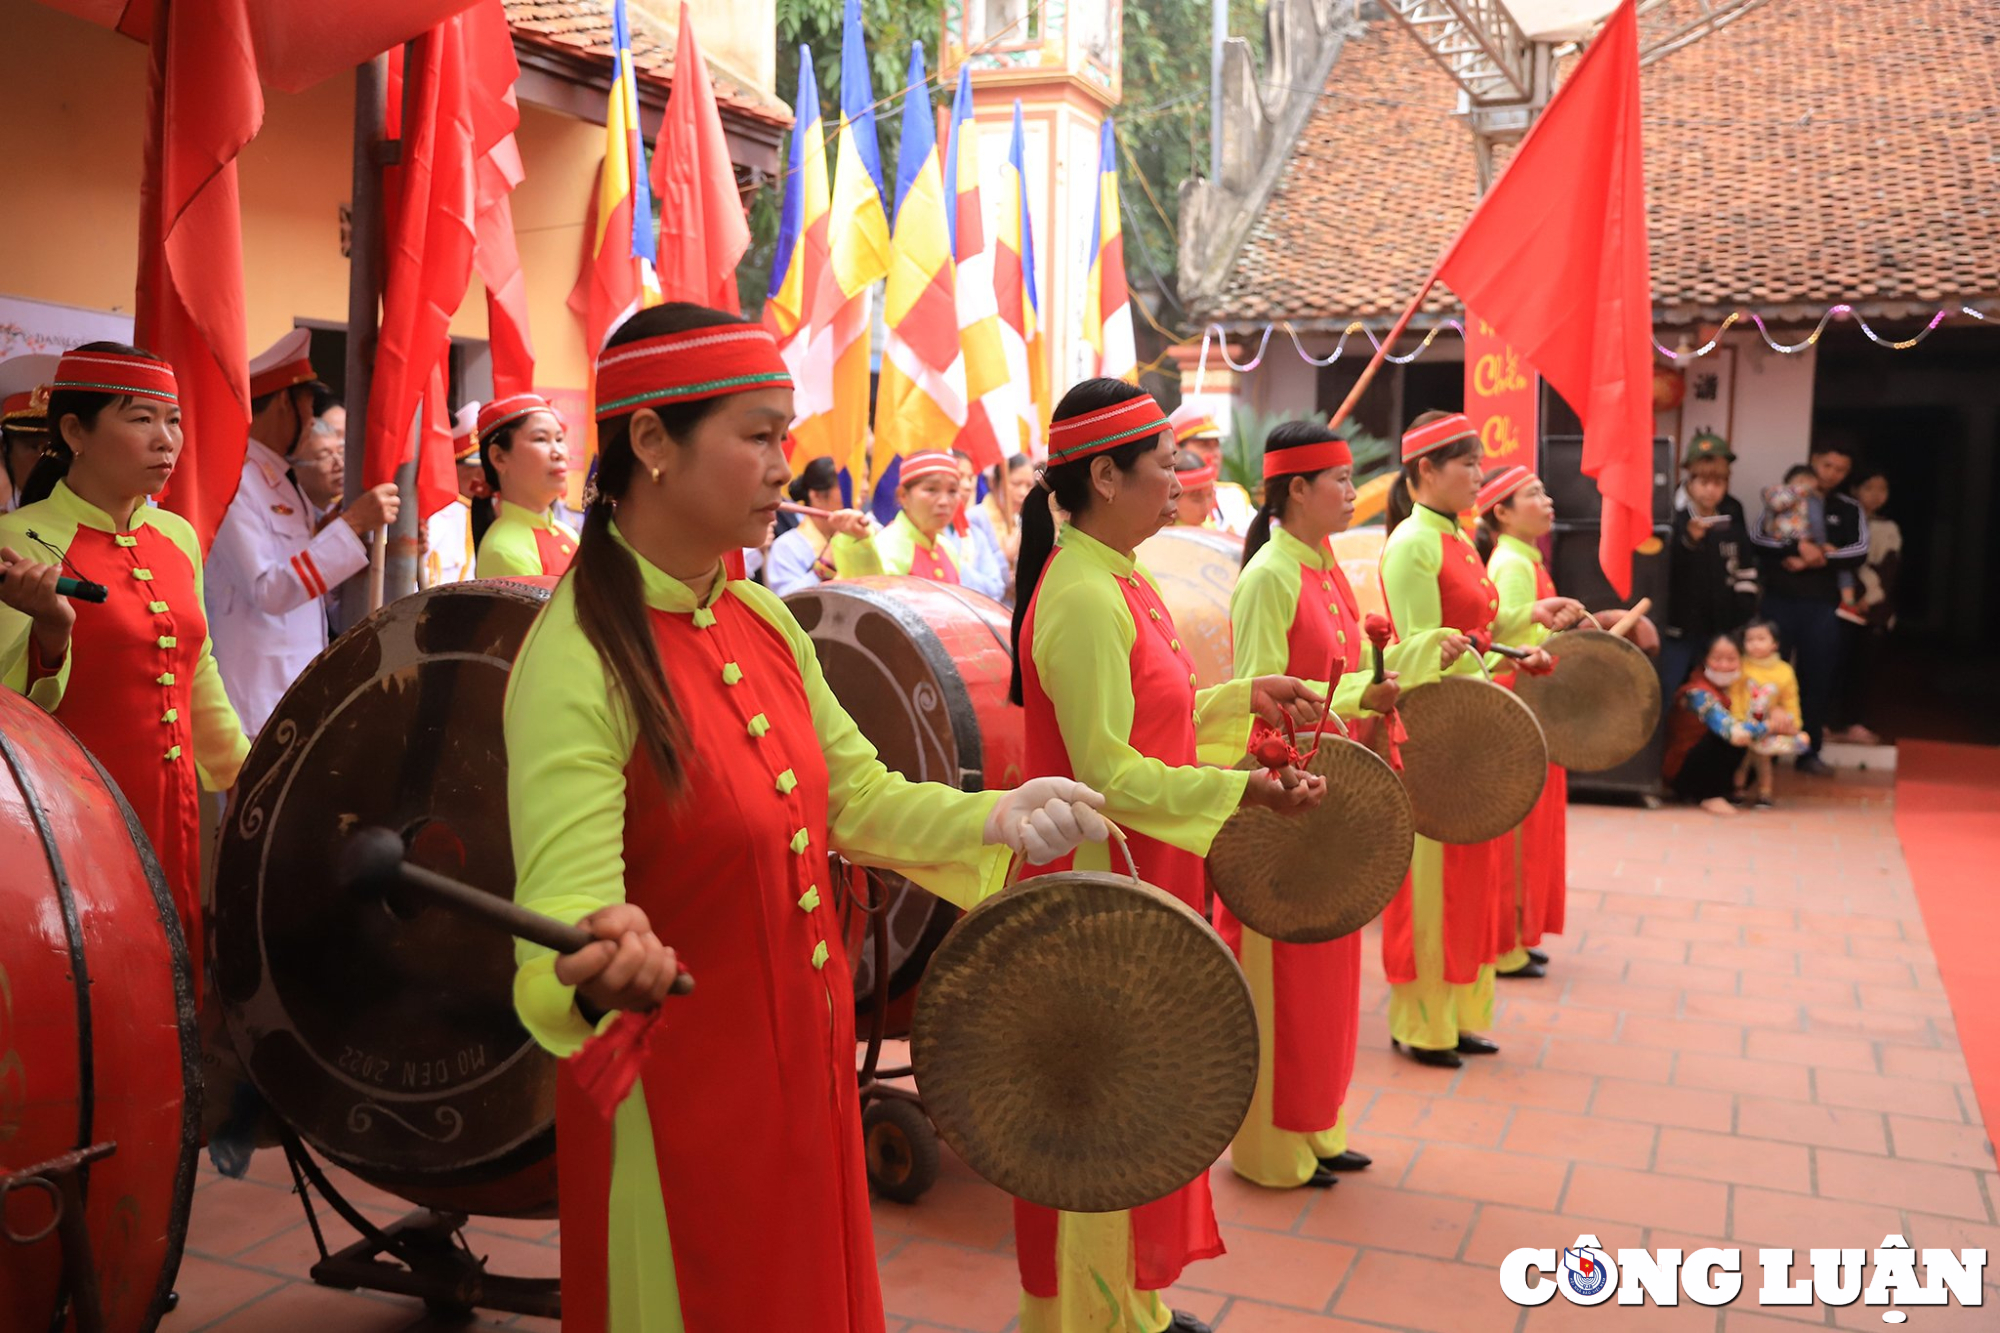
[1760,592,1842,756]
[1671,732,1743,803]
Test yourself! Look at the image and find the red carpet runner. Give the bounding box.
[1893,741,2000,1138]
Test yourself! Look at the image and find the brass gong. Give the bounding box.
[1206,738,1415,943]
[1396,676,1548,844]
[1512,629,1663,772]
[910,868,1258,1213]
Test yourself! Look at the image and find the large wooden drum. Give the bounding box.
[783,578,1024,1034]
[1136,527,1243,689]
[211,579,560,1220]
[1,687,199,1333]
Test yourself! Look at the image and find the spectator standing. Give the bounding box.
[1662,432,1757,692]
[944,449,1008,600]
[1167,404,1256,534]
[1830,470,1899,745]
[765,455,880,596]
[0,354,58,514]
[206,330,399,737]
[978,452,1032,593]
[1748,440,1866,776]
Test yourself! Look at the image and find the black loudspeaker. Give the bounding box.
[1546,522,1672,799]
[1540,435,1676,528]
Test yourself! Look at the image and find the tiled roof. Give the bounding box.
[504,1,792,127]
[1203,0,2000,327]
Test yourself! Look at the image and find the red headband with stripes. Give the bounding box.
[898,451,959,486]
[1476,465,1535,515]
[1262,437,1352,481]
[594,325,792,421]
[1401,412,1478,462]
[1175,461,1218,489]
[1047,394,1170,465]
[478,392,553,442]
[52,350,178,403]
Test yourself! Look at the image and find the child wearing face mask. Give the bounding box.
[1734,619,1810,807]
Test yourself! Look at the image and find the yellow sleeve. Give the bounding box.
[1777,663,1802,721]
[0,509,74,712]
[1488,550,1545,647]
[829,532,885,579]
[1230,555,1296,680]
[504,585,633,1058]
[872,517,916,577]
[159,516,250,791]
[736,581,1009,911]
[1034,559,1249,856]
[1381,525,1477,683]
[475,517,542,579]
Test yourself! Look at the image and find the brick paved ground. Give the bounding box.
[170,766,1999,1331]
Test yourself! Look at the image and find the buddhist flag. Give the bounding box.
[1082,119,1136,383]
[995,99,1049,457]
[1432,0,1652,595]
[568,0,657,359]
[765,49,840,469]
[869,42,965,521]
[943,65,1010,471]
[826,0,890,479]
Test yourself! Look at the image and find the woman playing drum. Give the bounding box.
[503,303,1108,1332]
[1377,413,1566,1068]
[872,449,966,584]
[1477,465,1570,979]
[764,454,880,595]
[0,344,248,996]
[473,392,578,578]
[1009,379,1327,1333]
[1221,422,1402,1191]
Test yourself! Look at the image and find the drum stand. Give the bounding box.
[1,1142,119,1333]
[277,1130,560,1321]
[845,860,942,1205]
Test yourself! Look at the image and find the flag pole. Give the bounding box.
[1326,268,1441,433]
[337,53,389,633]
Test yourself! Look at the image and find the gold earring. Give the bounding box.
[650,466,661,484]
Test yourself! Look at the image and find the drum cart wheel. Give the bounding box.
[846,859,943,1204]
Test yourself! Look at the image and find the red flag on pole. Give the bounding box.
[136,0,262,552]
[1434,0,1653,596]
[650,4,750,312]
[476,134,536,397]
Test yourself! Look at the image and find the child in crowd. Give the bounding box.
[1735,620,1810,806]
[1763,465,1865,625]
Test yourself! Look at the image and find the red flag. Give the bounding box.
[650,5,750,312]
[1434,0,1652,596]
[476,135,536,397]
[416,363,458,521]
[136,0,262,552]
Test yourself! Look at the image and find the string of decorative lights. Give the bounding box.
[1190,303,1991,385]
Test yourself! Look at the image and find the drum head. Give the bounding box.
[1397,677,1548,844]
[1208,737,1415,943]
[911,871,1258,1213]
[1135,528,1243,689]
[785,578,1015,1026]
[211,580,558,1218]
[1513,629,1663,771]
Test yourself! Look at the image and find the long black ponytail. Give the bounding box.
[1008,378,1160,705]
[1240,419,1347,567]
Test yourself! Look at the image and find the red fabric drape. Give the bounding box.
[1434,0,1652,596]
[136,0,261,553]
[650,4,749,312]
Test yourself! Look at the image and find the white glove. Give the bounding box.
[983,777,1112,866]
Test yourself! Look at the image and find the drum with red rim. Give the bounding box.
[1137,527,1244,690]
[1,686,198,1333]
[783,577,1025,1034]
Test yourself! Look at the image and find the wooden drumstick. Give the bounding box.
[1605,597,1653,640]
[341,828,694,994]
[779,501,837,520]
[1364,613,1392,685]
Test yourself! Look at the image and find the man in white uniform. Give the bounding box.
[205,329,399,736]
[1,354,57,513]
[423,402,479,588]
[1169,403,1257,535]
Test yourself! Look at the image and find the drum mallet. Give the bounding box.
[1605,597,1653,640]
[340,827,693,995]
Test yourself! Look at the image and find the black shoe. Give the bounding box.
[1498,960,1547,979]
[1167,1312,1214,1333]
[1303,1165,1340,1189]
[1794,754,1833,777]
[1526,947,1549,965]
[1456,1033,1501,1056]
[1318,1149,1372,1172]
[1393,1039,1464,1068]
